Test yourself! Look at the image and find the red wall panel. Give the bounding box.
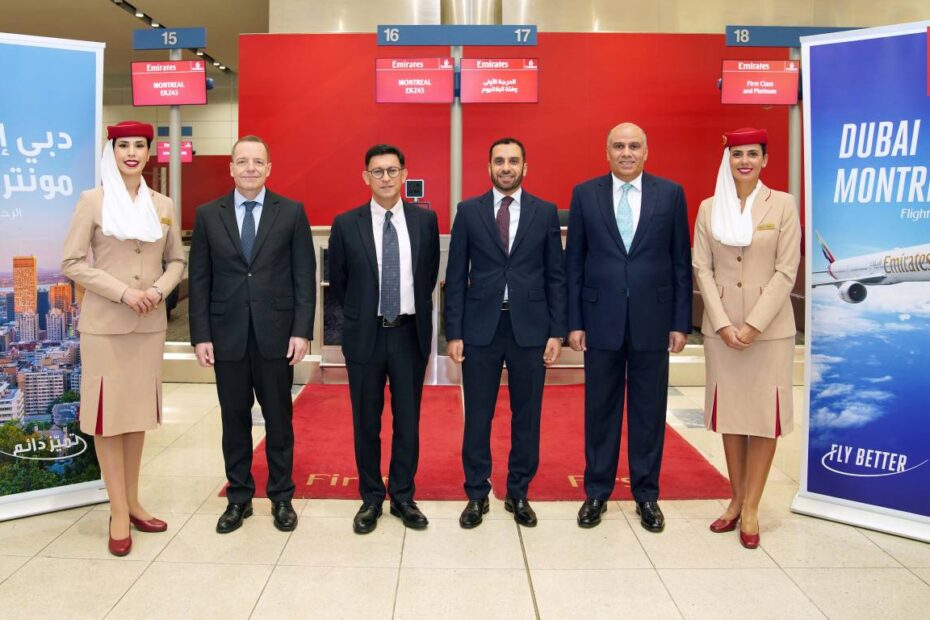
[151,155,231,229]
[461,34,791,237]
[239,34,452,231]
[239,33,792,236]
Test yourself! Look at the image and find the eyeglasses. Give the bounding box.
[366,167,403,179]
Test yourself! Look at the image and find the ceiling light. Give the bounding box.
[135,11,144,18]
[151,21,160,28]
[196,50,204,56]
[219,66,226,70]
[213,61,220,66]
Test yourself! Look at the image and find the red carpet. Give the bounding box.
[246,384,467,499]
[489,385,732,501]
[241,383,730,501]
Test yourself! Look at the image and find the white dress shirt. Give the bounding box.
[234,187,266,234]
[611,173,643,237]
[371,199,415,316]
[493,187,522,301]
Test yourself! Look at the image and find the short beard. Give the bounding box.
[492,172,523,193]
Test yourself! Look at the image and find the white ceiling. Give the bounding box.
[0,0,269,76]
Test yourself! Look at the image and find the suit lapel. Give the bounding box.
[249,190,280,266]
[629,174,657,256]
[509,191,537,256]
[596,174,626,254]
[357,206,380,280]
[478,191,507,256]
[403,203,421,275]
[217,192,245,263]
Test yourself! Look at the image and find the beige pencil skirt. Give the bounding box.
[703,335,794,438]
[79,331,165,437]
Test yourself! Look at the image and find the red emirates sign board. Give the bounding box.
[460,58,539,103]
[131,60,207,106]
[375,58,454,103]
[157,141,193,163]
[721,60,800,105]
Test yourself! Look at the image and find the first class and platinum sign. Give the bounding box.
[375,57,540,104]
[721,60,800,105]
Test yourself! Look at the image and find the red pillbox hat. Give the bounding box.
[106,121,154,142]
[722,127,768,148]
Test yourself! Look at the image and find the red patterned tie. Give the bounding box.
[496,195,513,255]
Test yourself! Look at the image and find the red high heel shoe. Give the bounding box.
[739,527,760,549]
[108,517,132,557]
[709,513,741,533]
[129,514,168,533]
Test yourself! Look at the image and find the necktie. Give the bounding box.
[241,200,257,262]
[497,195,513,255]
[616,183,634,250]
[381,210,400,321]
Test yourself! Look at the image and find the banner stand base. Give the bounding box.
[791,493,930,543]
[0,480,108,522]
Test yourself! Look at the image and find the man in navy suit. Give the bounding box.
[445,137,566,528]
[566,123,692,532]
[328,144,440,535]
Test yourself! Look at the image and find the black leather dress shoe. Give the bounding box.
[459,498,490,529]
[636,500,665,533]
[577,498,607,528]
[390,501,429,530]
[504,497,538,527]
[353,503,382,535]
[216,501,253,534]
[272,500,298,532]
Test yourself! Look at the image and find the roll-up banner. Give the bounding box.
[0,33,107,520]
[796,21,930,542]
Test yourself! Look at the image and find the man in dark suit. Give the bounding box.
[189,135,316,534]
[445,137,566,529]
[328,144,440,534]
[566,123,691,532]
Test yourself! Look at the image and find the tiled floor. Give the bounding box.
[1,383,928,619]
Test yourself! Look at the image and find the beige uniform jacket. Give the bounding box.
[61,187,186,335]
[692,183,801,340]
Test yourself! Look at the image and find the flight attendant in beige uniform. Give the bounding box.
[62,121,185,556]
[692,128,800,549]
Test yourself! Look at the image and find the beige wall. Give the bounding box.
[270,0,441,32]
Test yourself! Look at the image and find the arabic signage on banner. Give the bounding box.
[0,33,107,520]
[131,60,208,107]
[795,21,930,542]
[375,58,455,103]
[459,58,539,103]
[720,60,799,105]
[157,140,193,163]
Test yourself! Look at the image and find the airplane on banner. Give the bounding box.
[812,231,930,303]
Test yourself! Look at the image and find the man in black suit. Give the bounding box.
[566,123,691,532]
[328,144,440,534]
[189,135,316,534]
[445,137,566,529]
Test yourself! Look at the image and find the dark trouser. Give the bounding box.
[462,311,546,500]
[215,323,295,504]
[582,322,669,502]
[346,319,427,506]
